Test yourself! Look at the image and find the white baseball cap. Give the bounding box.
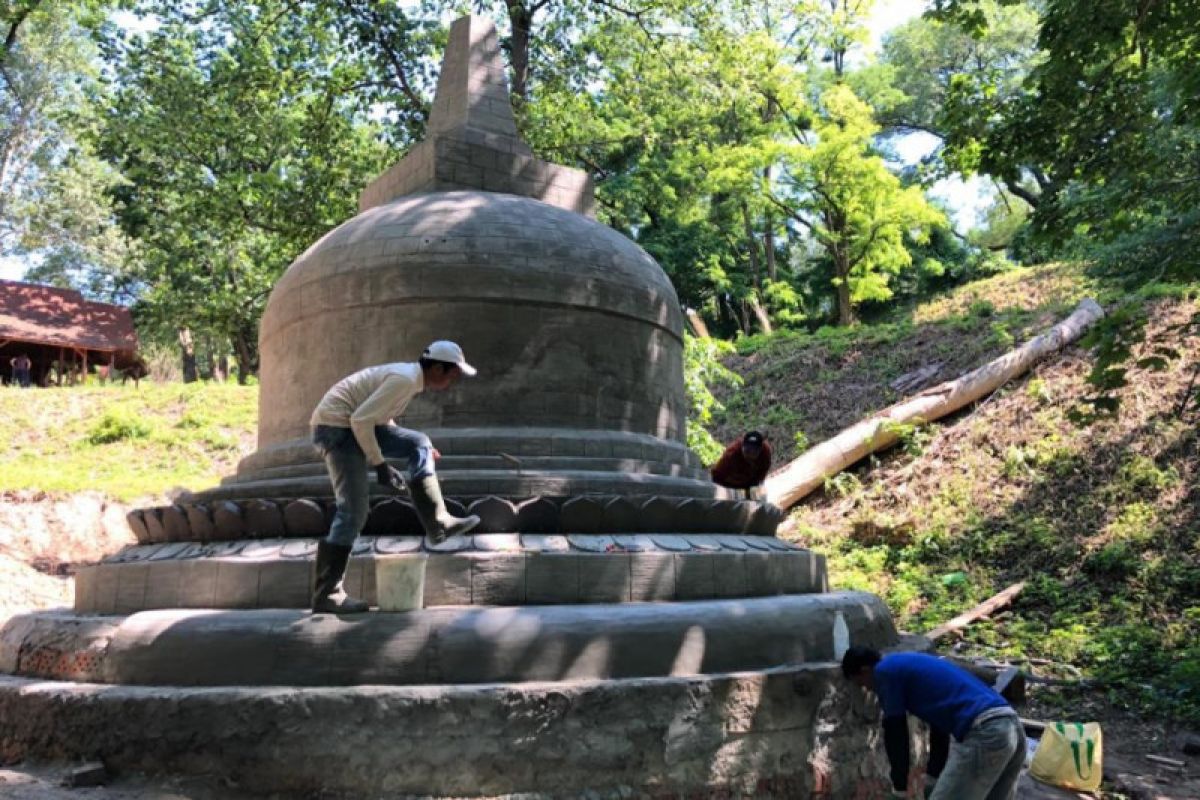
[423,340,477,376]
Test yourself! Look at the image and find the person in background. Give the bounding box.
[710,430,773,499]
[842,646,1025,800]
[10,353,31,387]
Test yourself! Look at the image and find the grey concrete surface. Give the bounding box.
[6,592,894,685]
[71,539,824,613]
[0,661,921,798]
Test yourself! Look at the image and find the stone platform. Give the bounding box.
[0,663,915,799]
[71,534,820,614]
[2,592,893,686]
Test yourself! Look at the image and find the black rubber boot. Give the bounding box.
[311,540,369,614]
[410,475,480,544]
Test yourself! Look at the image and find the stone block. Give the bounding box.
[213,500,244,537]
[629,552,675,601]
[424,555,472,606]
[813,553,829,593]
[143,561,182,609]
[125,510,149,543]
[471,553,525,605]
[742,553,773,597]
[560,496,604,533]
[73,566,96,612]
[256,560,309,608]
[215,560,262,608]
[283,499,326,537]
[670,498,711,533]
[143,508,166,543]
[778,551,817,594]
[602,497,639,532]
[244,500,286,538]
[185,504,216,540]
[178,560,220,608]
[526,553,579,604]
[712,554,747,598]
[638,496,676,532]
[748,503,785,536]
[674,554,716,600]
[468,496,517,533]
[162,505,191,542]
[364,498,421,537]
[114,563,150,614]
[92,564,120,614]
[765,554,793,597]
[578,553,630,603]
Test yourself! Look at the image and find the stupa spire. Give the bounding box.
[358,15,594,217]
[426,16,526,148]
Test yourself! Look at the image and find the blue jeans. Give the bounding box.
[929,710,1025,800]
[312,424,435,547]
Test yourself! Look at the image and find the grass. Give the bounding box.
[0,381,258,502]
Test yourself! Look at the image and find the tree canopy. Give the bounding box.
[2,0,1195,379]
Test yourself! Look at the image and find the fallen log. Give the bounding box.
[763,298,1105,509]
[926,581,1026,642]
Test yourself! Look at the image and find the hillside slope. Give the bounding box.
[716,265,1200,726]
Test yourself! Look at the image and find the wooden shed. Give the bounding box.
[0,280,140,386]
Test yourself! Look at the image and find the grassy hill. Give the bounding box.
[0,381,258,502]
[714,264,1200,723]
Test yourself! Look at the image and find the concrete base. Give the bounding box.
[0,665,925,799]
[2,592,896,686]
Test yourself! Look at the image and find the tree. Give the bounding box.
[879,1,1043,205]
[1,0,123,290]
[931,0,1200,415]
[96,1,418,381]
[774,85,945,324]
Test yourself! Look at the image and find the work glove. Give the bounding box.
[375,462,405,491]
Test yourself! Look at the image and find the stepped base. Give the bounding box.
[2,592,894,686]
[0,663,920,798]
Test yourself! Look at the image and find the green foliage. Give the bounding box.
[87,407,152,444]
[882,419,932,456]
[683,334,742,465]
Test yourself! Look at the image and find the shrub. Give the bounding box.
[88,409,152,444]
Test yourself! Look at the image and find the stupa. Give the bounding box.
[0,17,914,798]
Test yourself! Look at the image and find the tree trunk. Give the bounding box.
[741,203,762,291]
[232,329,256,385]
[201,336,216,381]
[749,295,773,335]
[834,252,853,326]
[506,0,533,104]
[764,213,778,283]
[177,327,198,383]
[216,354,229,383]
[764,299,1105,509]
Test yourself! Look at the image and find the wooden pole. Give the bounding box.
[57,347,64,386]
[926,582,1026,641]
[764,299,1105,509]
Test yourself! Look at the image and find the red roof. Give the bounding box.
[0,280,139,352]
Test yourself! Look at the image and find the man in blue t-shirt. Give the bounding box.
[842,647,1025,799]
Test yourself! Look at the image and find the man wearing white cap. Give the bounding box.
[308,340,481,613]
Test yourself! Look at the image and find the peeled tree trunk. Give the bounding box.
[764,298,1105,509]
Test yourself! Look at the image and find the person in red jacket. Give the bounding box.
[710,431,772,499]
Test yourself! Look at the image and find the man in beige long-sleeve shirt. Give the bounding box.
[308,340,481,613]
